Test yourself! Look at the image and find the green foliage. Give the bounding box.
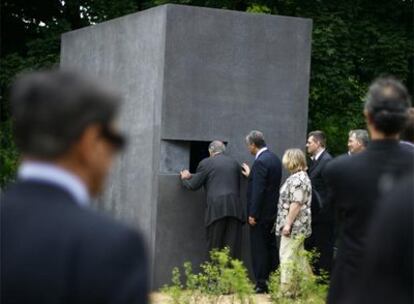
[246,4,271,14]
[0,120,19,187]
[1,0,413,185]
[162,247,255,303]
[161,267,185,304]
[268,241,328,304]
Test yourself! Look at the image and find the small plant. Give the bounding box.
[161,267,185,304]
[161,247,255,304]
[268,241,328,304]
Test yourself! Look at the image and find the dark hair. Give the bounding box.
[245,130,266,148]
[308,130,326,147]
[10,70,121,158]
[400,108,414,143]
[364,77,411,135]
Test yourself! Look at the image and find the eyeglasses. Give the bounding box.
[100,125,126,151]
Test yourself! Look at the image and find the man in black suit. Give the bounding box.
[1,71,148,304]
[325,76,413,304]
[305,130,334,276]
[241,130,282,293]
[352,174,413,304]
[180,140,244,259]
[400,107,414,152]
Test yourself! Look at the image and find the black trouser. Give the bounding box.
[206,217,242,260]
[305,221,335,276]
[249,221,279,290]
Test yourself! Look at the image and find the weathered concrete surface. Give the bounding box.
[60,4,312,289]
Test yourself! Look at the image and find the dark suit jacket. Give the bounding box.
[352,174,413,304]
[1,180,148,304]
[246,149,282,222]
[324,140,414,303]
[308,150,333,223]
[182,153,244,227]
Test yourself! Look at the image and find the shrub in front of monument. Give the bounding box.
[268,241,328,304]
[161,247,255,304]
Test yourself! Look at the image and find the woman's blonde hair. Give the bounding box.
[282,148,307,173]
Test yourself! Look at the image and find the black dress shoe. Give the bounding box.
[254,286,268,294]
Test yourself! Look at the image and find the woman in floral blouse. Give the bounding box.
[275,148,313,295]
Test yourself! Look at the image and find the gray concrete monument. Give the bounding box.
[61,4,312,289]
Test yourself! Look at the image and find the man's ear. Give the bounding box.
[75,124,101,164]
[364,109,374,125]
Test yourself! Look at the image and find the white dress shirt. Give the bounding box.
[255,147,268,159]
[18,161,90,207]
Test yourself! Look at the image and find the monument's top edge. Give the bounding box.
[164,4,312,23]
[61,4,168,39]
[62,4,312,39]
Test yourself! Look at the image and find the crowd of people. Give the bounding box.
[1,70,413,304]
[180,76,414,302]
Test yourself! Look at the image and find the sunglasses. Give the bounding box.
[100,125,126,151]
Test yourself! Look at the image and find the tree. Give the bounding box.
[1,0,413,185]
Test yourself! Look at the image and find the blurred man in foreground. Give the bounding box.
[399,107,414,152]
[325,76,413,304]
[1,70,148,304]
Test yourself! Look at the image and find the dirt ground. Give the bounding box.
[150,292,273,304]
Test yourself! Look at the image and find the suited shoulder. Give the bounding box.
[2,181,145,252]
[259,149,280,161]
[321,150,333,160]
[72,204,144,242]
[324,153,353,176]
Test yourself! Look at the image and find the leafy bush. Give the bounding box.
[162,247,255,304]
[268,243,328,304]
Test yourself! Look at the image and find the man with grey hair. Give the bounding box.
[180,140,244,259]
[1,70,148,304]
[241,130,282,293]
[348,129,369,154]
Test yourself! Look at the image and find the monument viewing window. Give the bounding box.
[160,140,227,173]
[189,141,211,173]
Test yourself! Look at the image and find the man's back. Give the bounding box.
[325,140,414,302]
[1,181,148,304]
[201,154,241,198]
[247,150,282,222]
[182,154,244,226]
[308,150,333,222]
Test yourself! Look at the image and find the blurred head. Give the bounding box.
[282,149,307,173]
[348,129,369,154]
[306,130,326,156]
[400,108,414,143]
[364,77,411,138]
[208,140,226,156]
[245,130,266,155]
[10,70,125,197]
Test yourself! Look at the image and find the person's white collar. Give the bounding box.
[18,161,90,207]
[400,140,414,148]
[255,147,268,159]
[313,148,325,161]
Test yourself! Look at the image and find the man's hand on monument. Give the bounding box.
[180,170,192,180]
[248,216,257,226]
[241,163,250,177]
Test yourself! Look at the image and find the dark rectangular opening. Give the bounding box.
[160,140,227,174]
[189,141,211,173]
[189,140,228,173]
